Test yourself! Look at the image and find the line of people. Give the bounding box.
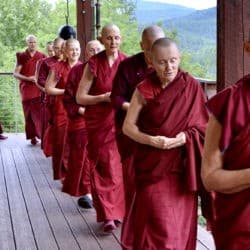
[13,23,250,249]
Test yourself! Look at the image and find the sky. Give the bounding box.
[144,0,217,10]
[46,0,217,10]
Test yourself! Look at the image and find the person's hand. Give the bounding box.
[150,135,174,149]
[78,107,86,115]
[166,132,186,149]
[28,76,36,83]
[102,92,111,102]
[151,132,186,149]
[122,102,130,111]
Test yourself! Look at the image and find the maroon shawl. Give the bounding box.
[111,52,153,161]
[85,50,127,151]
[16,50,46,101]
[63,63,86,131]
[207,75,250,249]
[37,56,58,88]
[135,70,209,191]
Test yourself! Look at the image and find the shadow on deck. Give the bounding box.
[0,133,215,250]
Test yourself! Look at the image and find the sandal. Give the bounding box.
[114,219,122,227]
[103,220,116,233]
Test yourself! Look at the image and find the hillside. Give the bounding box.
[164,7,216,45]
[135,1,217,78]
[163,7,217,78]
[135,0,195,24]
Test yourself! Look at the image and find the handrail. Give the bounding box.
[196,77,217,99]
[0,72,217,133]
[196,77,216,84]
[0,72,13,75]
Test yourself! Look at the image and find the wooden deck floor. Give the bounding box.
[0,134,215,250]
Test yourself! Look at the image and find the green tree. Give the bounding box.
[0,0,210,132]
[101,0,140,55]
[0,0,55,132]
[180,52,207,78]
[0,0,51,49]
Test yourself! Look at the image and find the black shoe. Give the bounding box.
[31,137,38,145]
[0,134,8,140]
[78,195,93,209]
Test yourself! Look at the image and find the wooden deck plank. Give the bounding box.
[30,148,102,250]
[22,148,81,250]
[0,148,15,250]
[12,147,58,250]
[0,134,216,250]
[48,180,102,250]
[197,226,215,250]
[1,147,37,250]
[76,204,122,250]
[32,148,121,250]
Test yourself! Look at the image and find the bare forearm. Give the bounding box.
[203,167,250,193]
[123,123,152,145]
[46,87,64,96]
[77,93,108,106]
[35,82,45,92]
[14,72,33,82]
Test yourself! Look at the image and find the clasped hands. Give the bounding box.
[151,132,186,149]
[102,91,111,102]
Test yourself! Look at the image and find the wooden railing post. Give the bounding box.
[76,0,94,62]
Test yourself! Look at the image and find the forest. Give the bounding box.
[0,0,216,132]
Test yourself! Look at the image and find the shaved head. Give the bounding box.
[141,25,165,43]
[85,39,103,60]
[151,38,181,85]
[140,25,165,65]
[99,24,122,53]
[86,39,102,49]
[101,24,121,37]
[151,37,179,54]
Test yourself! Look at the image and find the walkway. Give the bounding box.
[0,134,215,250]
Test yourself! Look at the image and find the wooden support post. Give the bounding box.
[217,0,250,91]
[76,0,94,61]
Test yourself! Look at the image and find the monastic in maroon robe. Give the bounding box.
[131,71,208,249]
[16,50,46,139]
[206,75,250,250]
[37,56,58,153]
[61,63,91,196]
[0,121,3,134]
[50,60,81,180]
[84,50,127,222]
[111,52,150,159]
[111,52,153,249]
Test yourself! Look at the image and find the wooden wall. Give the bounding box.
[217,0,250,90]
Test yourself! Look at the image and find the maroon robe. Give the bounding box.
[85,50,127,222]
[62,63,91,196]
[131,71,208,249]
[206,75,250,250]
[111,52,151,159]
[37,56,58,153]
[0,121,3,134]
[16,50,46,139]
[50,60,81,180]
[111,52,153,249]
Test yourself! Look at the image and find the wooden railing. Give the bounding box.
[196,77,217,99]
[0,72,217,133]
